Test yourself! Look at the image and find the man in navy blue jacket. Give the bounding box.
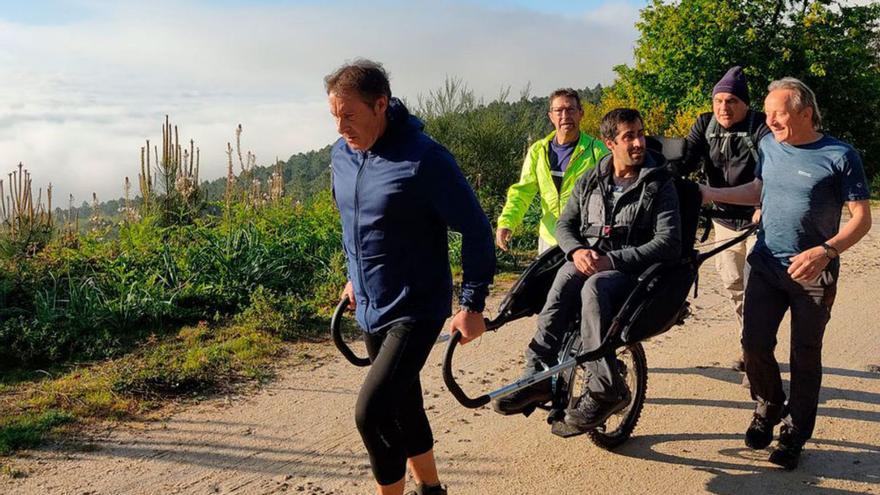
[326,59,495,495]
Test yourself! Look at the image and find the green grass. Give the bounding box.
[0,274,523,460]
[0,410,73,456]
[0,319,285,459]
[113,322,282,398]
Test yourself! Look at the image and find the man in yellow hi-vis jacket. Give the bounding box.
[496,88,608,253]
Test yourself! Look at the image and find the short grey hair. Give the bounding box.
[548,88,582,110]
[767,77,822,130]
[324,58,391,105]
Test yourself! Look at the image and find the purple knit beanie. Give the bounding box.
[712,66,749,104]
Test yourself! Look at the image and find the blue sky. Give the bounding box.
[0,0,644,204]
[0,0,90,24]
[0,0,643,24]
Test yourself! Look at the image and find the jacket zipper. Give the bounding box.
[723,136,732,186]
[354,152,370,329]
[560,144,584,212]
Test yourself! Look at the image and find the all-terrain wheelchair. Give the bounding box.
[330,137,757,449]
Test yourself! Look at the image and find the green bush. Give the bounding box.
[0,193,345,368]
[235,286,323,340]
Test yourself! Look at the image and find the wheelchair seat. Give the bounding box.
[488,136,701,344]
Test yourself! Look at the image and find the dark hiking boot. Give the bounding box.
[492,378,552,415]
[769,425,806,470]
[563,390,631,432]
[405,483,447,495]
[744,413,779,449]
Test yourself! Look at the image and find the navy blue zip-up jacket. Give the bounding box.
[331,98,495,333]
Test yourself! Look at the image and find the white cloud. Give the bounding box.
[0,0,638,204]
[586,1,641,27]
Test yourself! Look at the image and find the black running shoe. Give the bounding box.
[405,483,447,495]
[563,390,631,432]
[744,413,778,449]
[769,425,806,470]
[492,379,552,415]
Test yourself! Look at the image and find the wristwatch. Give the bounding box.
[821,242,839,260]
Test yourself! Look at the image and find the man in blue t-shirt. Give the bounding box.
[700,77,872,470]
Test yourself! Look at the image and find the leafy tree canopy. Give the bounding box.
[610,0,880,176]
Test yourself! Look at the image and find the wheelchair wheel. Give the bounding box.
[560,336,648,450]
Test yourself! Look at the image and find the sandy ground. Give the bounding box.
[3,218,880,495]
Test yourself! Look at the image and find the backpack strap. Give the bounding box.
[582,166,601,195]
[704,114,720,140]
[704,112,759,163]
[742,111,759,164]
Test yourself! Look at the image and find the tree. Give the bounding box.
[416,79,549,220]
[416,78,609,219]
[611,0,880,177]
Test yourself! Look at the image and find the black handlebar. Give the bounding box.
[330,299,371,367]
[442,331,491,408]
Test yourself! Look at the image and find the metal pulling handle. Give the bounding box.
[330,298,371,367]
[442,331,491,408]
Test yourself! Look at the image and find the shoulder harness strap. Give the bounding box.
[705,112,759,162]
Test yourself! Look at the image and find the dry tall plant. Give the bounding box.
[89,192,104,230]
[61,193,79,242]
[0,163,53,255]
[139,115,202,224]
[269,158,284,203]
[225,142,236,212]
[121,176,139,222]
[139,141,154,210]
[225,124,263,209]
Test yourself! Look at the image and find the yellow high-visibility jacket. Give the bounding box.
[497,131,608,246]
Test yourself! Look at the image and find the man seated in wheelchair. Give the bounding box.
[493,108,682,431]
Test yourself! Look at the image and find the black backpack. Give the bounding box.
[704,112,760,164]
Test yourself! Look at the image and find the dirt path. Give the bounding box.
[4,221,880,495]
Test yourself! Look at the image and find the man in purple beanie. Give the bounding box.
[678,66,770,374]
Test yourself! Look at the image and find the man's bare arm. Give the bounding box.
[700,178,763,206]
[827,200,872,254]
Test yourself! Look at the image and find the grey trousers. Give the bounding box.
[525,261,635,400]
[742,251,838,439]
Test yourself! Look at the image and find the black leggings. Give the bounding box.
[355,319,444,485]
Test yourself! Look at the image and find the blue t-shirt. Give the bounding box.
[549,138,577,192]
[754,134,870,265]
